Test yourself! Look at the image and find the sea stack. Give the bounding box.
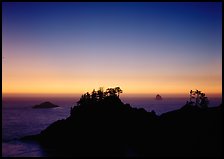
[156,94,162,100]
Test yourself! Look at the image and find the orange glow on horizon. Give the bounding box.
[2,2,222,100]
[2,43,222,98]
[2,77,222,98]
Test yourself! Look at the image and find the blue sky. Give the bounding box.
[2,2,222,96]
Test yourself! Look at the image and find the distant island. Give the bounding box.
[155,94,162,100]
[22,88,222,157]
[32,101,60,109]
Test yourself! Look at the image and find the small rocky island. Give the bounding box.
[156,94,162,100]
[32,101,60,109]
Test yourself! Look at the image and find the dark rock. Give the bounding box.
[22,96,222,157]
[155,94,162,100]
[32,101,60,109]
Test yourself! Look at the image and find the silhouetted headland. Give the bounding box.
[32,101,60,109]
[22,88,222,157]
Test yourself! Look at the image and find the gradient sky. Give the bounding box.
[2,2,222,97]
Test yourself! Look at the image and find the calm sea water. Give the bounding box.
[2,96,222,157]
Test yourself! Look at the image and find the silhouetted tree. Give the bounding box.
[91,89,97,104]
[188,89,209,108]
[189,90,193,102]
[115,87,123,97]
[97,87,104,101]
[76,87,123,107]
[106,88,117,96]
[199,93,209,108]
[86,92,90,100]
[77,94,85,106]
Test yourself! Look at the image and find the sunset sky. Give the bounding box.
[2,2,222,97]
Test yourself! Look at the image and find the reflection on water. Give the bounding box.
[2,140,46,157]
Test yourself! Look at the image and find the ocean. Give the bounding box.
[2,96,222,157]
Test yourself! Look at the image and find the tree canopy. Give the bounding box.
[188,89,209,108]
[77,87,123,106]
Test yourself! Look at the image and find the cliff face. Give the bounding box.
[22,97,222,157]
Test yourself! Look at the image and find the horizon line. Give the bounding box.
[2,92,222,98]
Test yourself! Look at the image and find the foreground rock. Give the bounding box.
[22,97,222,157]
[32,101,60,109]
